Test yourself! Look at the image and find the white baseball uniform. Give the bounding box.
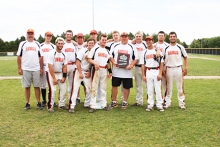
[47,49,67,108]
[69,47,92,109]
[62,42,78,98]
[162,43,187,107]
[140,48,164,108]
[40,43,55,89]
[153,42,169,99]
[134,41,147,105]
[88,45,110,109]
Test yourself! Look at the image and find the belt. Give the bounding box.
[135,65,142,67]
[146,67,159,70]
[167,65,181,68]
[99,65,107,69]
[67,62,75,65]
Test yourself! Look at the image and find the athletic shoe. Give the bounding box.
[59,106,69,110]
[53,102,58,107]
[89,108,96,113]
[48,108,54,113]
[102,106,110,111]
[24,103,30,110]
[76,98,80,104]
[179,105,186,110]
[109,102,118,108]
[37,102,43,110]
[84,106,90,108]
[69,109,75,113]
[42,101,47,107]
[163,105,171,109]
[157,107,165,112]
[121,102,128,110]
[146,106,153,112]
[131,102,142,106]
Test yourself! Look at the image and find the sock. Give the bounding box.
[41,89,46,101]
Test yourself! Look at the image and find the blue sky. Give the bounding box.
[0,0,220,44]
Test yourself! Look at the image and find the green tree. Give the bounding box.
[128,32,134,40]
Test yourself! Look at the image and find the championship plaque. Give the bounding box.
[117,53,130,68]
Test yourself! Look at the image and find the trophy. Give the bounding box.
[117,53,130,68]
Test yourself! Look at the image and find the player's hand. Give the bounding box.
[142,76,147,82]
[79,73,84,79]
[113,61,118,67]
[94,64,99,70]
[156,50,161,58]
[18,69,23,75]
[182,68,188,76]
[107,73,112,79]
[162,70,166,76]
[60,78,66,83]
[85,72,91,78]
[157,74,162,81]
[126,64,132,70]
[53,78,58,85]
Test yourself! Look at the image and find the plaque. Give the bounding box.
[117,53,130,68]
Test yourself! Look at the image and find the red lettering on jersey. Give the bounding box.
[26,47,36,51]
[55,57,64,62]
[118,50,128,54]
[146,54,154,59]
[98,53,108,58]
[42,48,50,52]
[65,48,74,52]
[168,51,178,55]
[136,47,143,51]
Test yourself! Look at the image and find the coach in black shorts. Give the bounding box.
[109,32,139,110]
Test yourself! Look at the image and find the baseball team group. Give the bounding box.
[17,29,188,113]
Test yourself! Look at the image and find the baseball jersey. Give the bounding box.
[110,42,139,78]
[134,41,147,65]
[47,50,67,73]
[153,42,169,52]
[76,48,91,71]
[163,44,187,67]
[62,41,77,63]
[17,40,41,71]
[140,48,164,67]
[88,46,110,67]
[40,43,55,70]
[76,44,84,52]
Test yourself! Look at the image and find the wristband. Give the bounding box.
[108,68,112,73]
[63,73,67,78]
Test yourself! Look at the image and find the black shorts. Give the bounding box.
[112,76,133,89]
[81,81,85,87]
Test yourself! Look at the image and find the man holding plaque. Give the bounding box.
[110,32,139,110]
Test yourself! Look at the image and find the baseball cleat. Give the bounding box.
[179,105,186,110]
[37,102,43,110]
[69,109,75,113]
[89,108,96,113]
[109,102,118,109]
[48,108,54,113]
[131,102,142,106]
[157,107,165,112]
[163,105,171,109]
[121,102,128,110]
[24,103,30,110]
[146,106,153,112]
[42,101,47,107]
[59,106,69,110]
[76,98,80,104]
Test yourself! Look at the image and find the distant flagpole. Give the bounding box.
[92,0,94,29]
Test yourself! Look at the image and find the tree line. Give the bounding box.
[1,31,219,52]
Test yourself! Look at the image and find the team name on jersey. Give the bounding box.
[136,47,143,51]
[26,47,36,51]
[55,57,64,62]
[98,53,108,58]
[65,48,74,52]
[118,50,128,54]
[168,51,178,55]
[146,54,154,59]
[42,48,51,52]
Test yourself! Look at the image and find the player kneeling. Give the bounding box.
[141,36,164,112]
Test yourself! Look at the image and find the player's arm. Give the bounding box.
[183,57,188,76]
[76,59,83,79]
[107,61,112,79]
[48,63,58,85]
[17,56,22,75]
[72,40,78,46]
[131,39,136,44]
[87,58,99,70]
[157,62,163,81]
[61,64,67,83]
[141,64,146,82]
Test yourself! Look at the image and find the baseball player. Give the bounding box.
[47,37,68,112]
[63,30,78,99]
[141,36,164,112]
[40,31,55,107]
[87,34,112,113]
[17,29,43,110]
[131,31,147,106]
[153,31,169,100]
[162,32,188,110]
[69,38,96,113]
[110,32,139,110]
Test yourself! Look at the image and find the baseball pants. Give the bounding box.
[134,66,144,105]
[41,66,48,89]
[67,64,75,99]
[161,66,167,99]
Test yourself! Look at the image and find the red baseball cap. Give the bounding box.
[45,31,53,36]
[77,33,84,37]
[27,29,34,33]
[90,30,97,34]
[145,36,153,41]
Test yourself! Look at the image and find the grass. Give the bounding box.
[0,79,220,146]
[188,53,220,60]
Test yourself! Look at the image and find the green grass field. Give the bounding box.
[0,79,220,146]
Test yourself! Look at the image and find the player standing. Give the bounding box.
[162,32,188,110]
[87,34,112,113]
[141,36,164,111]
[17,29,43,110]
[40,31,55,107]
[47,37,68,112]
